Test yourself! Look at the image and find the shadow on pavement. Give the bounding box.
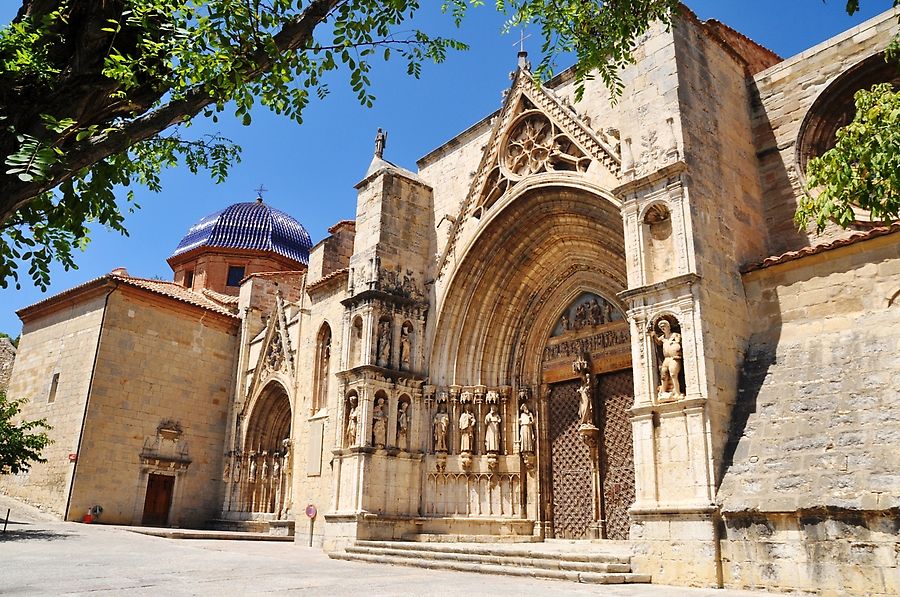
[0,527,74,542]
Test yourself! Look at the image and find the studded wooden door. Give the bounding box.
[597,370,635,540]
[549,380,594,539]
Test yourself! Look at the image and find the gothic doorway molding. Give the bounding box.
[428,179,635,538]
[430,178,627,387]
[227,379,294,519]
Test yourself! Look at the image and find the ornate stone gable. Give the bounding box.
[245,293,295,402]
[436,66,622,277]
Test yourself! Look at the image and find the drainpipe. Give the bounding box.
[64,280,118,521]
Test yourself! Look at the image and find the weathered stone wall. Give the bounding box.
[292,275,349,547]
[70,288,238,526]
[718,231,900,594]
[751,8,899,256]
[0,337,17,393]
[672,9,772,488]
[0,292,108,517]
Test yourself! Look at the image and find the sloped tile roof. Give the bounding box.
[743,223,900,273]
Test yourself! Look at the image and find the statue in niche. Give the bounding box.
[372,397,388,447]
[650,319,683,400]
[249,454,258,482]
[484,405,502,453]
[272,455,281,482]
[589,299,602,326]
[459,405,476,453]
[397,402,409,451]
[233,454,241,483]
[433,405,450,452]
[399,324,411,371]
[377,320,392,367]
[261,452,269,480]
[346,396,359,446]
[574,303,588,329]
[519,404,535,454]
[560,312,570,331]
[577,381,593,427]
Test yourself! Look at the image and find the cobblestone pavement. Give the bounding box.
[0,495,770,597]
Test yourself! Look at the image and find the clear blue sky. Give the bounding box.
[0,1,895,335]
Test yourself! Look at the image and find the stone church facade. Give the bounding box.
[2,6,899,595]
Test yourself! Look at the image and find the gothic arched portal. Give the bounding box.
[227,380,293,519]
[430,180,635,540]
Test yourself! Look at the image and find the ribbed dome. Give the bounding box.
[171,200,312,264]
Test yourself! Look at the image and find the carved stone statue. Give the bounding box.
[397,401,409,451]
[372,397,387,447]
[261,452,269,480]
[589,299,602,326]
[346,396,359,446]
[399,324,411,371]
[519,404,535,453]
[575,303,587,329]
[459,406,476,453]
[374,127,387,158]
[433,406,450,452]
[604,301,614,324]
[560,312,570,331]
[248,454,258,482]
[484,405,502,453]
[377,320,392,368]
[650,318,683,400]
[577,382,593,427]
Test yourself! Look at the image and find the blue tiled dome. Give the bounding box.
[171,199,312,264]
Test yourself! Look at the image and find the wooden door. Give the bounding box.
[549,380,595,539]
[141,473,174,527]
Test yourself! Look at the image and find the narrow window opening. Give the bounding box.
[184,270,194,289]
[48,372,59,403]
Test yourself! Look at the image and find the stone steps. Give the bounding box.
[329,540,651,585]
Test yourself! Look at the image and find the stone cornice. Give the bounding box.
[617,273,701,301]
[613,160,688,198]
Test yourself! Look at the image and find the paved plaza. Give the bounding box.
[0,496,772,597]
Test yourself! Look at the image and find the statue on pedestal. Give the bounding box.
[372,397,387,447]
[346,396,359,446]
[484,405,502,453]
[650,318,683,401]
[459,406,475,453]
[433,406,449,452]
[519,404,535,453]
[397,401,409,451]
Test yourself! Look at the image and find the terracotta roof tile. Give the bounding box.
[113,275,239,317]
[742,223,900,273]
[307,267,349,292]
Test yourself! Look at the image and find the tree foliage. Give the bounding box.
[0,1,893,288]
[0,391,51,475]
[797,82,900,232]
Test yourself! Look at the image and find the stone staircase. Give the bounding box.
[329,540,651,585]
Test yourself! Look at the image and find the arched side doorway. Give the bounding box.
[429,182,636,540]
[227,380,293,519]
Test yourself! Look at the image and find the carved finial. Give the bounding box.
[374,128,387,159]
[254,184,268,202]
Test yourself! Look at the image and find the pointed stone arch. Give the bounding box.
[430,180,627,388]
